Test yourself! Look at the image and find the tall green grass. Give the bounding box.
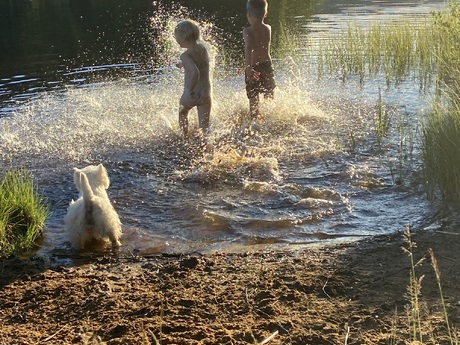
[317,1,460,89]
[407,3,460,201]
[0,170,48,257]
[422,87,460,200]
[318,20,421,86]
[422,2,460,201]
[317,1,460,202]
[432,1,460,91]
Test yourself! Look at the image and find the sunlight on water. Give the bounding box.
[0,73,336,168]
[0,1,438,254]
[0,53,351,253]
[0,2,337,171]
[0,80,178,161]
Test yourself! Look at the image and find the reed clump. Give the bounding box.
[318,1,460,202]
[422,1,460,202]
[422,86,460,201]
[0,169,48,257]
[317,1,460,89]
[318,20,420,86]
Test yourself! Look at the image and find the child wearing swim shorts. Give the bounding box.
[243,0,276,119]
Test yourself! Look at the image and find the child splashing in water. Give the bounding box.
[243,0,276,119]
[174,19,212,139]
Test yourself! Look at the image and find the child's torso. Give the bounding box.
[247,23,271,65]
[184,44,210,80]
[182,43,212,103]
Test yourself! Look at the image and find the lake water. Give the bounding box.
[0,0,447,256]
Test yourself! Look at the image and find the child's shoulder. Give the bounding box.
[197,42,209,51]
[189,43,209,57]
[243,22,271,35]
[243,25,255,35]
[183,44,209,62]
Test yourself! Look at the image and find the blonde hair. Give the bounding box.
[247,0,268,19]
[174,19,200,43]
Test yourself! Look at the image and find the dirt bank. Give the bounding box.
[1,229,460,344]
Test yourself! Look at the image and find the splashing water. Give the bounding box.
[0,3,434,255]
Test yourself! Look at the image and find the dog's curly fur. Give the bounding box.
[64,164,122,250]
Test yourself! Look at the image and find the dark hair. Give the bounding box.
[247,0,268,19]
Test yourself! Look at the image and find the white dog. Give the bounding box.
[64,164,122,250]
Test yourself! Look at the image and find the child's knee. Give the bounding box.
[263,90,274,99]
[179,105,191,115]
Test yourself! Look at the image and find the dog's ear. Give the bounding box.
[97,164,110,189]
[73,168,82,191]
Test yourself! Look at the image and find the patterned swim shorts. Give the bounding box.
[245,61,276,99]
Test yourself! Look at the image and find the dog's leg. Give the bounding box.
[108,233,122,249]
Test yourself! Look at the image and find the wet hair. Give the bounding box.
[247,0,268,19]
[174,19,200,43]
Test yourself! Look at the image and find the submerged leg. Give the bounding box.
[179,105,191,137]
[197,102,211,136]
[249,95,260,119]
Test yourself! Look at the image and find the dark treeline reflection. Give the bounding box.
[0,0,322,80]
[0,0,154,77]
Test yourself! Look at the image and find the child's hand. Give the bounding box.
[245,67,260,82]
[176,61,183,69]
[251,69,261,81]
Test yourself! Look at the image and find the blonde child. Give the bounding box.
[243,0,276,118]
[174,19,212,138]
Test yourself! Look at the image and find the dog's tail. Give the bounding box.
[76,171,94,207]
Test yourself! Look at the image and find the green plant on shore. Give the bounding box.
[421,2,460,202]
[401,227,459,345]
[428,248,455,345]
[401,227,425,343]
[421,2,460,201]
[0,169,48,257]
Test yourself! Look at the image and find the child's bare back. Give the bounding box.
[243,21,271,67]
[174,20,212,138]
[179,43,211,109]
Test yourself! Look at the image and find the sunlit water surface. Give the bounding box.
[0,0,447,256]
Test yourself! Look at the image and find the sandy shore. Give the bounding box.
[1,229,460,345]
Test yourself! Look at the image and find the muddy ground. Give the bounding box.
[1,229,460,345]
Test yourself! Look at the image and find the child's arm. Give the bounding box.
[180,53,200,106]
[243,28,252,80]
[243,28,260,82]
[181,53,200,92]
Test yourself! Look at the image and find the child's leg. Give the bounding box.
[263,88,275,100]
[249,95,260,119]
[179,105,191,137]
[197,102,211,135]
